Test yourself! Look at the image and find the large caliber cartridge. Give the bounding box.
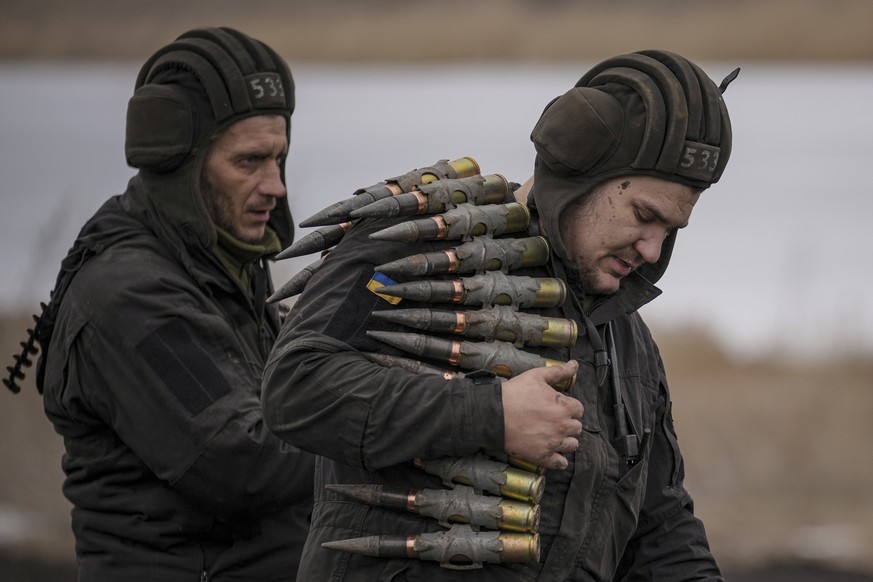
[300,157,480,227]
[267,257,324,303]
[483,450,545,476]
[366,331,569,386]
[368,203,531,243]
[326,483,540,533]
[373,271,566,310]
[376,236,548,277]
[322,523,539,569]
[414,454,545,504]
[350,174,512,219]
[362,351,463,379]
[371,305,577,348]
[276,222,352,260]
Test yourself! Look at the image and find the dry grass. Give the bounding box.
[2,313,872,574]
[659,327,873,572]
[1,0,872,62]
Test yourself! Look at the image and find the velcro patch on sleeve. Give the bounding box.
[136,319,232,416]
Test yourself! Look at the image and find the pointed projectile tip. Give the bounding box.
[365,330,426,354]
[297,215,322,228]
[369,221,419,242]
[267,259,323,303]
[321,538,363,552]
[299,207,341,228]
[374,255,430,277]
[312,194,377,225]
[299,200,355,227]
[325,483,382,505]
[368,282,402,297]
[365,329,404,344]
[369,308,438,332]
[365,279,447,303]
[369,309,406,324]
[275,242,305,261]
[277,224,349,260]
[349,196,401,220]
[321,535,385,557]
[365,330,454,362]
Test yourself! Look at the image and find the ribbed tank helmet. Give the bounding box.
[530,49,735,263]
[125,26,294,173]
[123,27,296,247]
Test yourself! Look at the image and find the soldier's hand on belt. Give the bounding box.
[501,360,583,470]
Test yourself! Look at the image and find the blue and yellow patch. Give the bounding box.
[367,272,402,305]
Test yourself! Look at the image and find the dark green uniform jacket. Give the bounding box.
[262,211,722,581]
[38,171,314,581]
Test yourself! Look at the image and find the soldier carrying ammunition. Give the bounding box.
[263,50,739,581]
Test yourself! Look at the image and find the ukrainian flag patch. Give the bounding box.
[367,272,402,305]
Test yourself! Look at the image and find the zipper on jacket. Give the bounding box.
[201,570,208,582]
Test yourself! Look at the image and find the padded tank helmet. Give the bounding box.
[530,49,736,263]
[125,26,294,172]
[123,27,296,247]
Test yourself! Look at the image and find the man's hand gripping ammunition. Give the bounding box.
[300,157,480,227]
[326,483,540,533]
[322,523,539,570]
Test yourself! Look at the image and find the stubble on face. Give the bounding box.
[559,193,603,294]
[198,115,288,245]
[558,176,699,297]
[200,173,257,243]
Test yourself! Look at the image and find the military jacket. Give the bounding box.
[263,211,722,581]
[40,178,314,581]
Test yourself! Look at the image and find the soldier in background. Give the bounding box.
[263,49,736,580]
[31,27,314,581]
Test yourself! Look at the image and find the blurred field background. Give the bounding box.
[2,0,872,580]
[2,0,873,62]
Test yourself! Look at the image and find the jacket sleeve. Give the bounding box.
[615,372,723,581]
[60,247,313,521]
[262,219,506,471]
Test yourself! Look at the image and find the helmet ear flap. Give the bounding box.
[125,84,195,173]
[530,86,624,176]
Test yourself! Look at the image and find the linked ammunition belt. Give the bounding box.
[273,158,576,569]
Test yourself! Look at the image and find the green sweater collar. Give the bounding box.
[213,227,281,295]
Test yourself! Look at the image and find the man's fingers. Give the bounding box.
[542,360,578,391]
[559,436,580,453]
[546,453,569,471]
[539,360,577,383]
[555,392,585,419]
[567,418,583,436]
